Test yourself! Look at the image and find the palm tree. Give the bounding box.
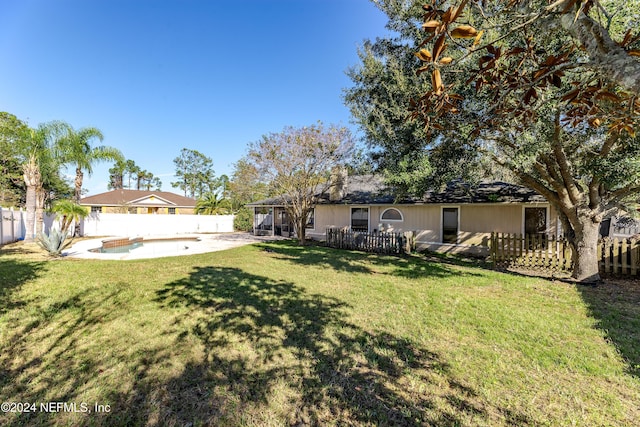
[56,124,123,235]
[56,125,123,203]
[195,192,232,215]
[19,123,67,240]
[22,151,41,241]
[4,116,70,241]
[51,199,89,235]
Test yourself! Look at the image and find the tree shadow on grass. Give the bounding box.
[0,282,133,426]
[256,240,487,280]
[0,257,47,315]
[97,265,529,426]
[576,279,640,378]
[0,261,533,426]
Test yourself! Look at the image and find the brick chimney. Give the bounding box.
[329,167,348,202]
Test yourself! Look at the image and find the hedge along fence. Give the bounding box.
[325,228,414,255]
[491,232,640,276]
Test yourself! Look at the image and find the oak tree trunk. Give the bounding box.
[570,220,601,283]
[565,212,602,283]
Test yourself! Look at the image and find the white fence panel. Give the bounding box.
[1,209,232,243]
[1,207,26,245]
[81,213,235,237]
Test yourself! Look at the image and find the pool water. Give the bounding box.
[90,238,200,255]
[90,242,143,254]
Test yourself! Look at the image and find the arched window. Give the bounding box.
[380,208,403,222]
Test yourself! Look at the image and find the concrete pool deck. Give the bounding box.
[63,232,285,260]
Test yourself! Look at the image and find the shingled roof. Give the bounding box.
[80,189,197,207]
[248,175,546,206]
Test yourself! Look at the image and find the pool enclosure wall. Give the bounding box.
[253,207,294,237]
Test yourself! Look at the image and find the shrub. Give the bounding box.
[234,207,253,232]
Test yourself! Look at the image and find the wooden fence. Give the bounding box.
[491,232,640,276]
[598,238,640,275]
[325,228,411,255]
[491,233,572,271]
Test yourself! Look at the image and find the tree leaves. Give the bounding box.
[412,0,640,137]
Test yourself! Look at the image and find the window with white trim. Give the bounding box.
[380,208,403,221]
[351,208,369,232]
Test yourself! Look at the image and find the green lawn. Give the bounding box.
[1,240,639,426]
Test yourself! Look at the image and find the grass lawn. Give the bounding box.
[1,240,639,426]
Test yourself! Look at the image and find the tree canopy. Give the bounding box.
[109,158,162,191]
[344,1,501,197]
[171,148,217,198]
[0,112,29,206]
[247,122,354,244]
[56,124,123,203]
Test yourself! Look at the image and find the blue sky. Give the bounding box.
[0,0,390,196]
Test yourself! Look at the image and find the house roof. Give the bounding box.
[80,189,197,207]
[247,175,547,206]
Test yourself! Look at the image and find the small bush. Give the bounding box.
[234,207,254,232]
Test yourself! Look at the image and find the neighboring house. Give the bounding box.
[80,190,197,215]
[248,175,560,255]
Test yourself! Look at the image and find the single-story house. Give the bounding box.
[80,189,197,215]
[248,175,560,256]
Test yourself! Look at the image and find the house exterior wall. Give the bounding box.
[307,203,556,256]
[89,206,195,215]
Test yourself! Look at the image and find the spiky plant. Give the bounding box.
[37,228,72,257]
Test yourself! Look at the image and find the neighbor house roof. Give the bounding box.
[80,190,197,207]
[247,175,547,206]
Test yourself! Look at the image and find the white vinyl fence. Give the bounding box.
[81,213,235,237]
[0,207,26,245]
[0,207,234,245]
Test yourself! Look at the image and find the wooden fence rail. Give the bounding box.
[491,232,640,276]
[325,228,411,255]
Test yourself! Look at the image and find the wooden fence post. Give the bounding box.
[632,239,638,276]
[622,239,628,275]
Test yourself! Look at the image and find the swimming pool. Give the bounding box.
[89,237,201,254]
[64,233,280,260]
